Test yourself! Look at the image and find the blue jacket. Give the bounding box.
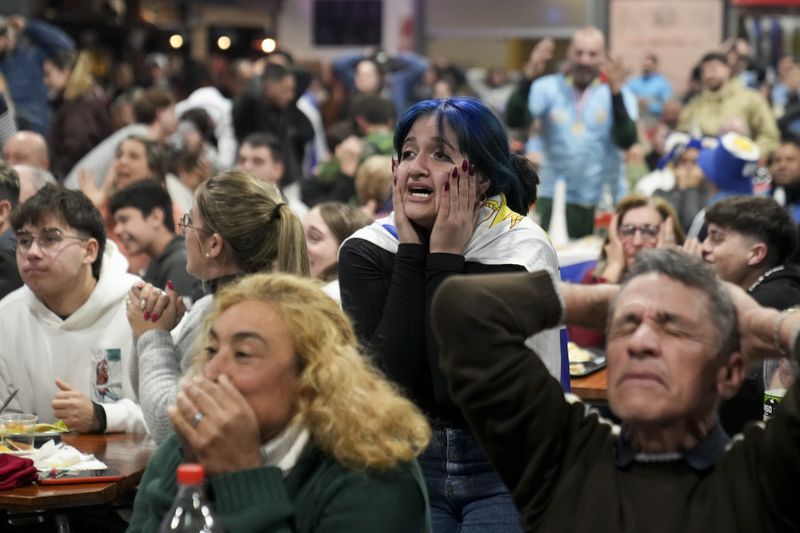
[625,72,672,117]
[0,18,75,134]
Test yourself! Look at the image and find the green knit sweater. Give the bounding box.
[127,434,431,532]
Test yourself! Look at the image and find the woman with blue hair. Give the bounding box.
[340,97,562,532]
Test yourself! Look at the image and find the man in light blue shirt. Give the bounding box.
[528,26,638,238]
[626,53,672,118]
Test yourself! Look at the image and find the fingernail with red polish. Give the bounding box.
[451,167,458,179]
[151,313,159,322]
[143,311,151,320]
[461,159,469,172]
[444,182,450,191]
[469,164,475,176]
[166,280,174,291]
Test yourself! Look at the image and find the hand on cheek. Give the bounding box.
[430,160,480,254]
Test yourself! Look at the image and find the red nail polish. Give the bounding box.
[167,280,174,290]
[451,167,458,179]
[151,313,159,321]
[444,182,450,191]
[461,159,468,172]
[469,164,475,176]
[143,311,151,320]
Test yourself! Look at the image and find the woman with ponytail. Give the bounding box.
[339,97,562,532]
[126,169,309,442]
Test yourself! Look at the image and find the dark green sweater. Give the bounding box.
[127,434,431,532]
[432,270,800,533]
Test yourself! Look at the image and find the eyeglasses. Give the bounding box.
[618,224,660,240]
[15,228,89,254]
[178,213,211,235]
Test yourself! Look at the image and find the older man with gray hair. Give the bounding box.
[433,248,800,532]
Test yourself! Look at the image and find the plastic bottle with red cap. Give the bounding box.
[158,463,224,532]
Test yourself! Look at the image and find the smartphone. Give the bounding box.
[38,467,123,485]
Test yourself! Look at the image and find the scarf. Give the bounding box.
[345,194,566,383]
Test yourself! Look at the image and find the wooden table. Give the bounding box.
[570,367,608,402]
[0,432,156,511]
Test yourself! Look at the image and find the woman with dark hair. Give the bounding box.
[339,97,562,532]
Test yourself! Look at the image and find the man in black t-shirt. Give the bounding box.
[698,195,800,434]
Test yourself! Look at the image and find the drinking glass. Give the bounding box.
[0,414,38,451]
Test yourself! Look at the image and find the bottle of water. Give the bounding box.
[158,463,224,532]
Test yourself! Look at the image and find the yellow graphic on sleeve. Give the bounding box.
[481,194,525,229]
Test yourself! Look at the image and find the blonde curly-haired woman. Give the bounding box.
[128,273,432,532]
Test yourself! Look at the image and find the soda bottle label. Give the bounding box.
[763,388,787,421]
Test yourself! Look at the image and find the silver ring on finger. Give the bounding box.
[191,411,205,428]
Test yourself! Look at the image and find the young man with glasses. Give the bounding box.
[109,181,200,303]
[0,185,146,434]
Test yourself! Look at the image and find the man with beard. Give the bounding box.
[527,26,638,239]
[770,140,800,223]
[677,52,779,159]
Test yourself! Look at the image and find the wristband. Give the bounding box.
[91,402,107,434]
[772,306,800,357]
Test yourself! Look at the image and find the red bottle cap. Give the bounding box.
[176,463,205,485]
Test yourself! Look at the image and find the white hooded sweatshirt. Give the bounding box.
[0,243,146,433]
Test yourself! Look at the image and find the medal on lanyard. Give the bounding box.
[572,86,589,136]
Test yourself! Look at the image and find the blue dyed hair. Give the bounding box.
[393,97,537,214]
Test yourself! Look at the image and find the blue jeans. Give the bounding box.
[419,427,522,533]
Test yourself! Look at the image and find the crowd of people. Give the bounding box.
[0,12,799,532]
